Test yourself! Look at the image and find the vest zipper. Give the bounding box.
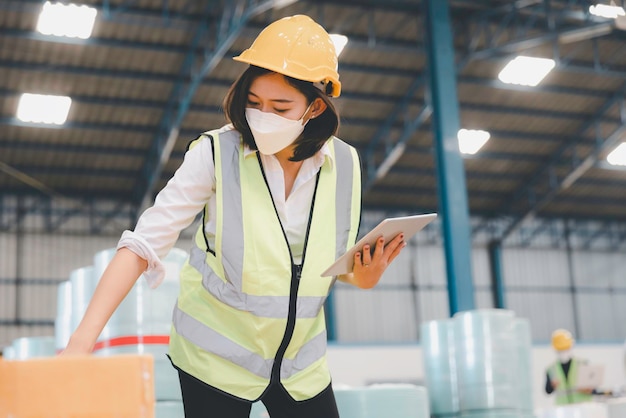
[256,153,321,384]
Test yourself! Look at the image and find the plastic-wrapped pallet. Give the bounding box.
[250,401,270,418]
[11,336,56,360]
[453,309,522,412]
[460,411,533,418]
[334,386,368,418]
[69,265,95,333]
[1,345,15,360]
[421,318,459,415]
[335,384,430,418]
[513,317,534,412]
[155,401,184,418]
[606,398,626,418]
[54,280,73,353]
[536,402,609,418]
[93,247,188,402]
[365,384,429,418]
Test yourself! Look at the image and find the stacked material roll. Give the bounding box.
[1,345,15,360]
[155,400,184,418]
[250,401,270,418]
[536,402,609,418]
[460,411,534,418]
[514,318,534,413]
[93,248,188,402]
[54,280,73,352]
[422,309,533,418]
[454,309,519,412]
[420,319,459,415]
[11,336,56,360]
[69,265,95,333]
[334,387,369,418]
[335,384,430,418]
[606,398,626,418]
[366,384,430,417]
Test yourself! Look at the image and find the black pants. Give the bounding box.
[177,369,341,418]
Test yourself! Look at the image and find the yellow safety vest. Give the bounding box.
[169,128,361,401]
[548,358,593,405]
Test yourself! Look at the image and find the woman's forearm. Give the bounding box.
[64,247,148,353]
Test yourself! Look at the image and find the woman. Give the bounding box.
[63,14,406,417]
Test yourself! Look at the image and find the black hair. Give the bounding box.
[223,66,340,161]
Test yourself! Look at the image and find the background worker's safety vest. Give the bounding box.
[169,128,361,401]
[548,358,593,405]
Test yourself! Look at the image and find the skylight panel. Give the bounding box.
[17,93,72,125]
[498,56,556,87]
[458,129,490,155]
[607,142,626,166]
[330,34,348,57]
[36,2,97,39]
[589,3,625,19]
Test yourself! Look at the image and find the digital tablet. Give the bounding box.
[575,364,604,389]
[321,213,437,277]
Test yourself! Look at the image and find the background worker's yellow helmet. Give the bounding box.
[551,329,574,351]
[234,15,341,97]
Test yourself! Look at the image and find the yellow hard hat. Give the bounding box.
[233,15,341,97]
[551,329,574,351]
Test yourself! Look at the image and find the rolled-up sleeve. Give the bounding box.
[117,135,215,288]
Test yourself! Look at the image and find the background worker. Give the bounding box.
[62,14,406,418]
[545,328,595,405]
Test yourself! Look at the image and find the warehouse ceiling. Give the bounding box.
[1,0,626,243]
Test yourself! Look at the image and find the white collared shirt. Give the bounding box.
[118,126,333,288]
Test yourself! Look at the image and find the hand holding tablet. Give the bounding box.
[321,213,437,277]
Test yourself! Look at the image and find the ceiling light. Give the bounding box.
[498,56,556,86]
[330,34,348,57]
[36,2,97,39]
[607,142,626,166]
[458,129,490,155]
[17,93,72,125]
[589,3,625,19]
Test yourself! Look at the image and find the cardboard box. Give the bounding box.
[0,354,154,418]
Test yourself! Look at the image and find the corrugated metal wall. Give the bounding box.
[2,220,626,347]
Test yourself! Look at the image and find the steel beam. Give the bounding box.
[493,83,626,242]
[425,0,475,314]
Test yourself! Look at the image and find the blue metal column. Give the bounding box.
[425,0,475,314]
[488,241,506,308]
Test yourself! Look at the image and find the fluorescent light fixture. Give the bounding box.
[17,93,72,125]
[498,56,556,86]
[36,1,97,39]
[607,142,626,166]
[589,3,625,19]
[458,129,490,155]
[330,34,348,57]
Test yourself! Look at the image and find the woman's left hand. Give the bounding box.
[341,233,406,289]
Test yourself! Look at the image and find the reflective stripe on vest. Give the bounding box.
[172,304,327,379]
[188,245,325,318]
[171,129,361,398]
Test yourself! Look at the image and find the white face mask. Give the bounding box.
[557,349,572,363]
[245,105,311,155]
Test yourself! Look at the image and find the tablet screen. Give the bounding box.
[321,213,437,277]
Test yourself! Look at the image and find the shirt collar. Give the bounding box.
[243,139,335,170]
